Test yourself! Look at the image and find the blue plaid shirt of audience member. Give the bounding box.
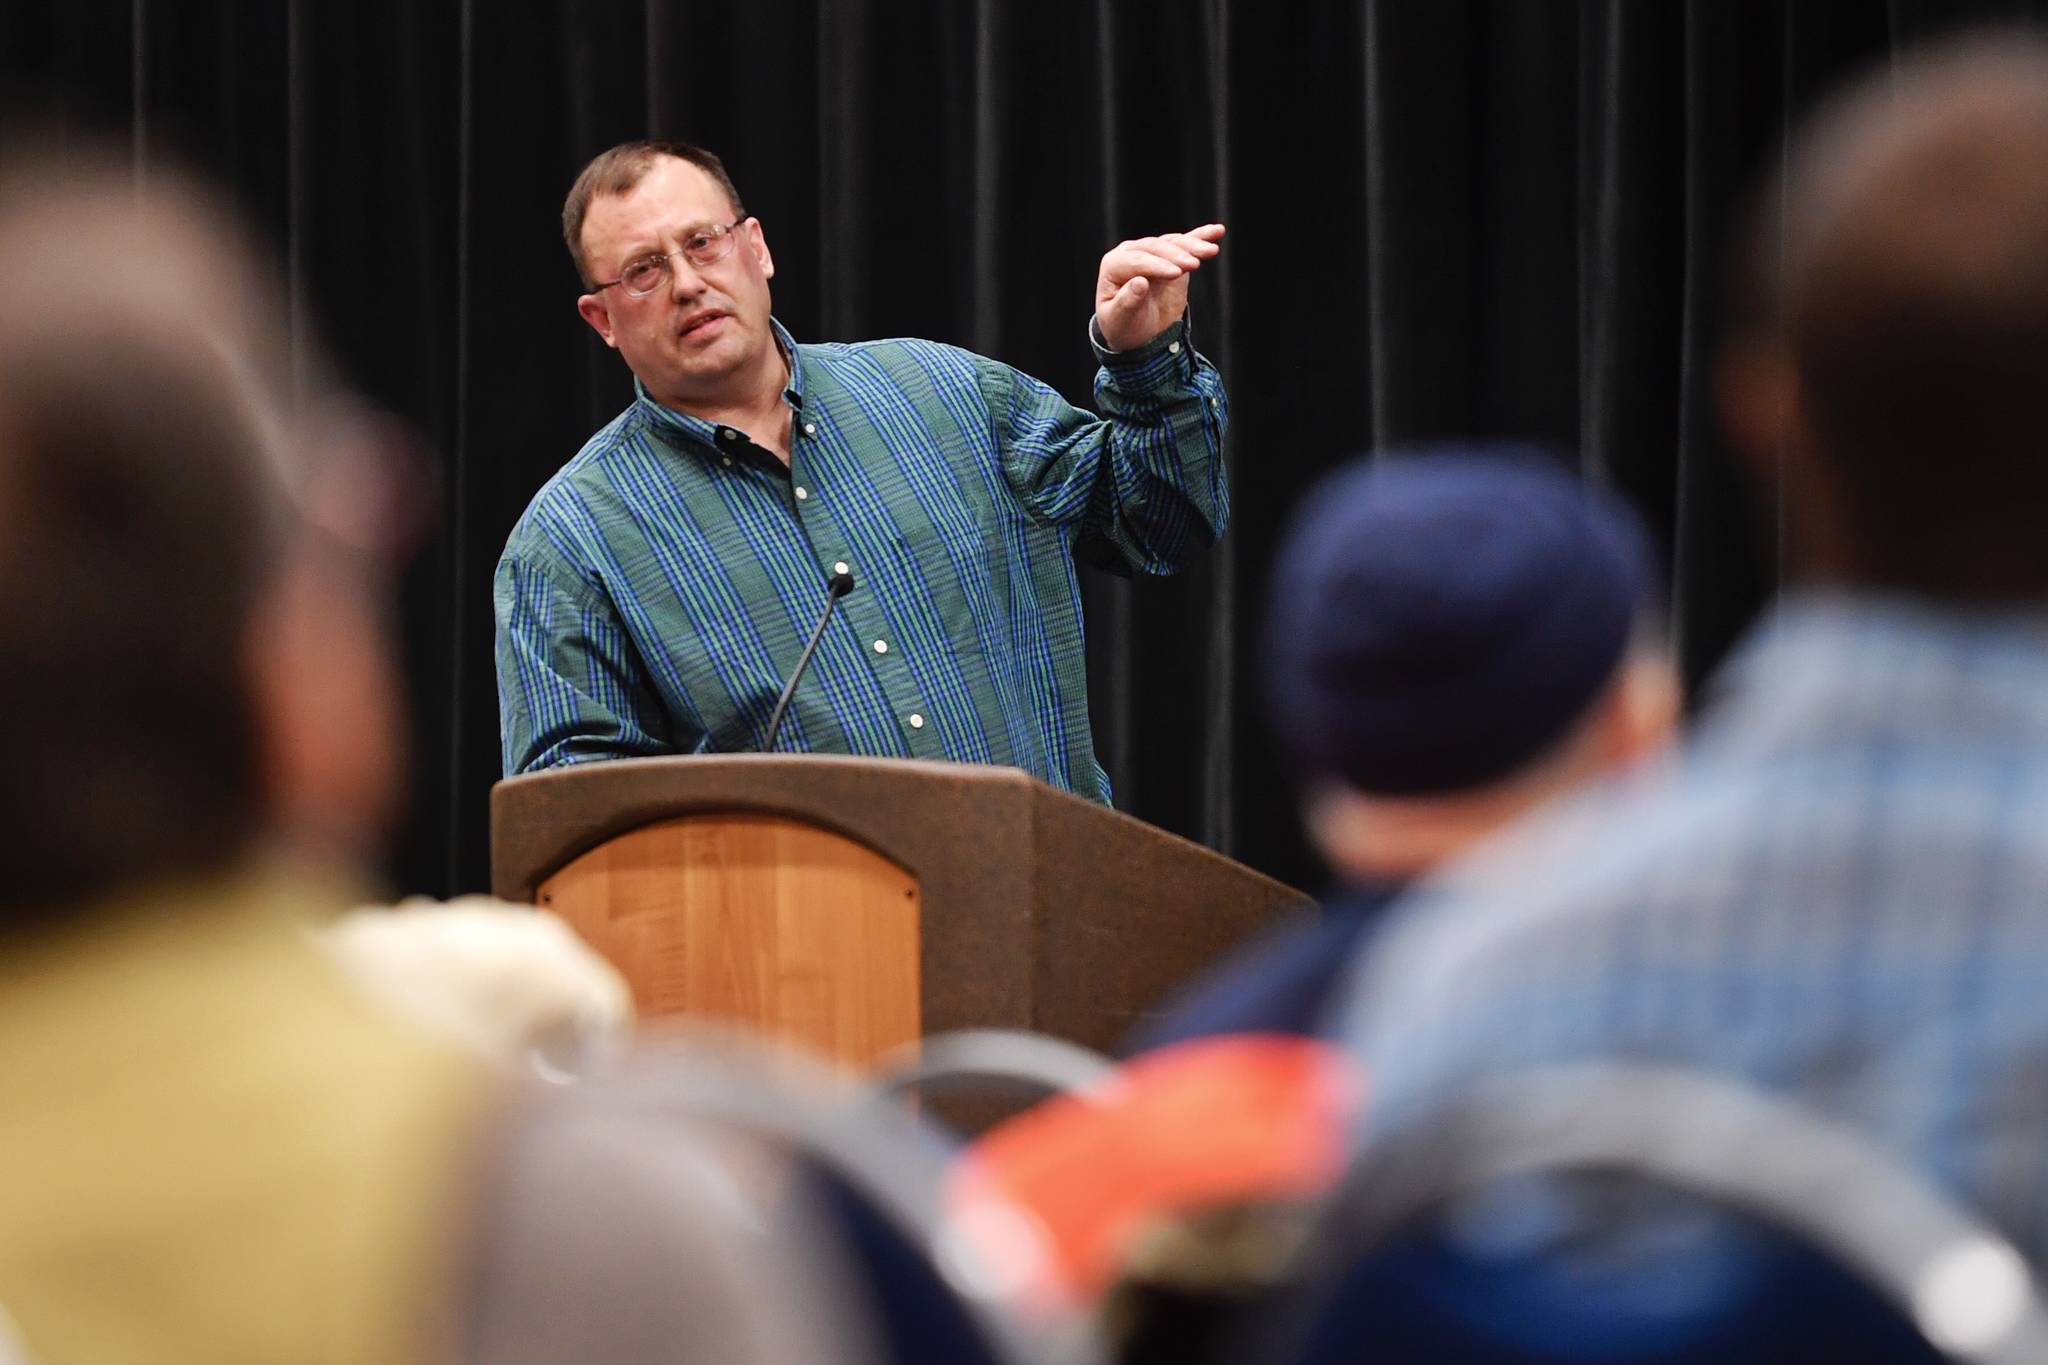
[1334,590,2048,1260]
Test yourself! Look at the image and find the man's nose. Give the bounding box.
[667,252,708,301]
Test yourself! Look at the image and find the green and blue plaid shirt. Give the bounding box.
[493,317,1227,801]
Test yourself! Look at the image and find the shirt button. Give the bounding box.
[1168,341,1182,355]
[721,428,737,441]
[873,639,889,654]
[804,423,817,435]
[721,456,733,467]
[832,561,849,575]
[908,713,924,729]
[794,486,809,500]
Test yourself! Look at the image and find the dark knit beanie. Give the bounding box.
[1263,446,1657,796]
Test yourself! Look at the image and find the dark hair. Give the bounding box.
[1731,30,2048,599]
[562,139,746,288]
[0,145,302,927]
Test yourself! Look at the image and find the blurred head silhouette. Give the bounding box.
[1720,28,2048,600]
[1263,446,1677,882]
[0,142,409,928]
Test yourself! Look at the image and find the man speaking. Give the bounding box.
[494,140,1228,802]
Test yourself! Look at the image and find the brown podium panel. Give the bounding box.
[494,756,1316,1057]
[537,813,921,1069]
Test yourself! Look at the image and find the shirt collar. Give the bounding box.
[773,317,807,408]
[632,316,806,449]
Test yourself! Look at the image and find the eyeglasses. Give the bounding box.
[593,218,750,296]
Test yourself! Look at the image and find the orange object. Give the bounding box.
[950,1035,1366,1301]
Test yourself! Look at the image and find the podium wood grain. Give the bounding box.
[536,813,922,1068]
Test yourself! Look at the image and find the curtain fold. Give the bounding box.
[4,0,2042,896]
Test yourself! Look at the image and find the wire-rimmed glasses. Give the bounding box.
[593,217,749,296]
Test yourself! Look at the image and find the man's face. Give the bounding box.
[574,156,776,409]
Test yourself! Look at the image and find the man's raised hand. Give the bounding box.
[1094,223,1225,353]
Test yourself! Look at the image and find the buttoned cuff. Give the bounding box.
[1089,314,1195,393]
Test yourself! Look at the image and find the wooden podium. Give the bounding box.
[491,755,1314,1069]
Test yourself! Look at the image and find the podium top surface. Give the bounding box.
[490,753,1298,908]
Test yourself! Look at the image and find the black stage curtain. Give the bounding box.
[5,0,2043,897]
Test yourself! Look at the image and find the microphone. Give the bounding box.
[762,571,855,753]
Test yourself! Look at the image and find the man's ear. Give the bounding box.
[245,553,404,860]
[1303,783,1375,879]
[1715,336,1802,486]
[1603,652,1682,769]
[747,218,775,281]
[576,293,618,349]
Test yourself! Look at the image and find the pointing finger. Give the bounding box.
[1159,232,1222,260]
[1104,247,1190,282]
[1142,240,1208,271]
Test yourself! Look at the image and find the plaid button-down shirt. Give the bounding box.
[1338,591,2048,1257]
[494,318,1227,800]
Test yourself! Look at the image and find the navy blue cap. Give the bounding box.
[1263,445,1658,796]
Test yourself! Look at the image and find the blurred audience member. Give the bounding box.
[955,449,1672,1357]
[1340,30,2048,1264]
[0,144,861,1365]
[1130,446,1674,1050]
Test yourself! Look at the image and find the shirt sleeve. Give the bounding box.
[493,533,672,775]
[975,316,1230,575]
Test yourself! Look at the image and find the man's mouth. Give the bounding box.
[678,310,729,340]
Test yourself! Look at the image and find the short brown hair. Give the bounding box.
[1731,30,2048,599]
[562,140,746,288]
[0,144,306,926]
